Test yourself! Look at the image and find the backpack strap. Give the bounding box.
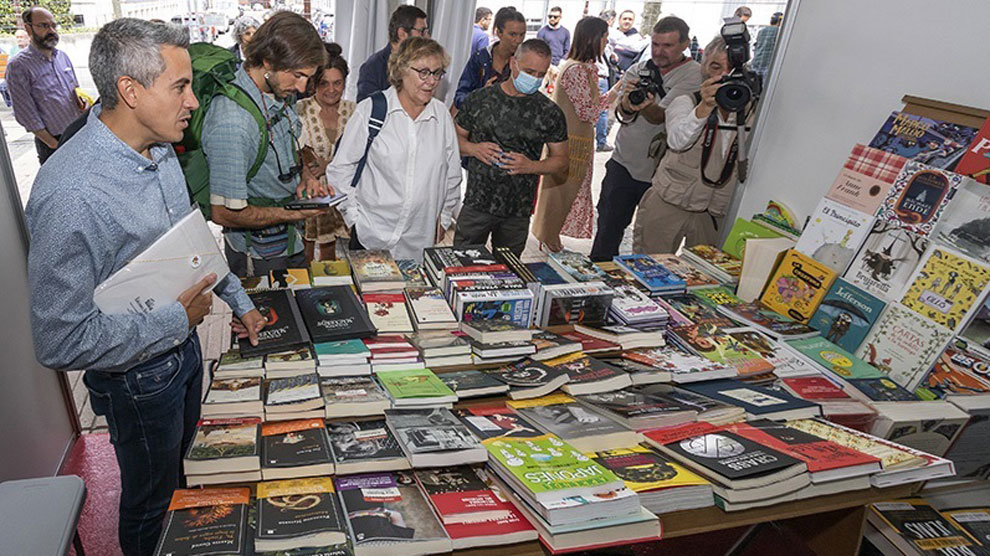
[692,91,703,106]
[350,91,388,189]
[225,82,270,182]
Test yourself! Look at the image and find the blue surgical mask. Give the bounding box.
[513,70,542,95]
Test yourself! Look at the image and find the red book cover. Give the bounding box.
[782,377,853,400]
[642,421,721,445]
[559,330,620,352]
[413,468,506,522]
[443,507,535,540]
[362,293,407,304]
[444,264,509,275]
[363,335,413,349]
[726,421,880,474]
[956,116,990,184]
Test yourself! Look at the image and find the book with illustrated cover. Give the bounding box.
[265,374,322,408]
[721,218,784,260]
[683,245,743,277]
[184,417,261,476]
[295,286,377,343]
[423,245,497,282]
[363,293,414,334]
[242,289,311,357]
[723,329,819,378]
[690,286,743,308]
[538,283,613,328]
[406,331,471,357]
[326,420,409,474]
[718,302,820,340]
[846,377,918,402]
[437,369,509,398]
[825,144,902,215]
[547,249,608,283]
[587,445,711,495]
[662,293,736,328]
[596,261,651,293]
[264,346,316,373]
[240,275,271,293]
[868,499,982,556]
[376,368,457,405]
[483,358,570,400]
[310,259,352,286]
[648,254,721,289]
[321,376,389,418]
[403,287,457,329]
[544,352,633,396]
[412,467,510,525]
[347,249,404,292]
[795,198,875,274]
[613,254,686,293]
[524,262,567,285]
[385,407,486,467]
[203,376,263,417]
[336,472,451,556]
[682,379,820,421]
[269,268,311,290]
[784,336,885,380]
[933,178,990,264]
[900,246,990,332]
[260,419,333,479]
[254,477,347,552]
[878,160,964,237]
[868,111,978,170]
[668,324,775,376]
[573,387,700,431]
[217,348,264,376]
[807,278,886,353]
[609,284,669,325]
[154,488,250,556]
[459,319,531,344]
[856,303,954,390]
[530,329,583,360]
[787,419,926,474]
[455,288,534,328]
[507,393,642,452]
[760,249,837,323]
[395,259,429,287]
[781,376,850,400]
[956,115,990,184]
[621,346,735,383]
[454,404,544,442]
[845,220,930,301]
[915,344,990,400]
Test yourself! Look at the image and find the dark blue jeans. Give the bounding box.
[590,159,653,262]
[84,334,203,556]
[595,77,609,148]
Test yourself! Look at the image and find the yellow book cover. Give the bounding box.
[787,419,923,471]
[311,260,351,279]
[506,393,576,409]
[941,508,990,547]
[586,445,709,492]
[900,246,990,331]
[759,249,837,323]
[257,477,335,498]
[542,352,586,368]
[270,268,312,289]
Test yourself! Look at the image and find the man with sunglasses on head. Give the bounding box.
[357,5,428,103]
[6,7,84,164]
[203,12,329,277]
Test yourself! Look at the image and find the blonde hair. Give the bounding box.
[387,37,450,91]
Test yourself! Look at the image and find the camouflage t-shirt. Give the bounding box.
[455,84,568,218]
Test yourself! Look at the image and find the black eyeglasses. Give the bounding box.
[407,25,430,37]
[409,67,446,81]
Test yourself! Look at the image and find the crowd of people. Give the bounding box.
[8,4,784,555]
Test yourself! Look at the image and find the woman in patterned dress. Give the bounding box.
[532,17,618,251]
[297,43,355,261]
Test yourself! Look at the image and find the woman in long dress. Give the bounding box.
[532,17,618,251]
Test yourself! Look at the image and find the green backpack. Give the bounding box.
[176,42,268,220]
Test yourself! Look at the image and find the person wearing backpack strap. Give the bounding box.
[202,12,329,277]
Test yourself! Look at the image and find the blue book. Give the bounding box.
[313,338,371,359]
[525,262,568,285]
[846,377,918,402]
[680,378,821,421]
[613,254,686,293]
[807,278,886,353]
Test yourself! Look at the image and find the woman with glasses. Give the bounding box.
[326,37,461,263]
[296,43,354,262]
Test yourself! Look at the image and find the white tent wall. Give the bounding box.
[0,120,77,481]
[726,0,990,232]
[429,0,477,106]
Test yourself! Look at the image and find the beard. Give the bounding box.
[37,32,59,49]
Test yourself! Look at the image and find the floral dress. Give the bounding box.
[296,96,355,243]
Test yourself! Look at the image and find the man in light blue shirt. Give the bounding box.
[25,19,265,556]
[471,7,491,57]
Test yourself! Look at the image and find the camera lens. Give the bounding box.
[628,89,646,106]
[716,82,751,111]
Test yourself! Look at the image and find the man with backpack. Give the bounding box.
[200,12,329,277]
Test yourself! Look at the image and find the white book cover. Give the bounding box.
[855,303,954,391]
[93,209,228,314]
[610,285,667,322]
[844,221,930,301]
[933,178,990,264]
[795,198,874,274]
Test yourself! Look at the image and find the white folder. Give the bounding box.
[93,209,230,315]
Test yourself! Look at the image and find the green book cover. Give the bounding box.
[484,433,621,499]
[722,218,784,259]
[376,368,455,399]
[784,336,884,379]
[314,339,370,357]
[690,286,744,308]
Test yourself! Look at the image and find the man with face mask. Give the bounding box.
[203,12,330,277]
[6,7,84,164]
[452,39,568,256]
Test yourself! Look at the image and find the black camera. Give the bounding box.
[715,19,761,112]
[628,60,664,106]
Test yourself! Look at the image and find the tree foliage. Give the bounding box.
[2,0,74,34]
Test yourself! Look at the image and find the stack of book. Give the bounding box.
[437,369,509,398]
[264,346,317,378]
[543,352,633,396]
[215,348,264,378]
[313,338,371,377]
[483,358,570,400]
[620,345,737,384]
[202,376,263,418]
[548,249,609,283]
[156,488,251,555]
[254,477,348,552]
[573,323,665,350]
[376,367,458,408]
[242,289,311,358]
[363,292,414,334]
[461,320,536,364]
[607,283,671,328]
[310,259,352,286]
[404,286,458,331]
[259,418,334,480]
[423,244,499,286]
[649,253,721,290]
[183,418,262,486]
[535,283,614,328]
[296,286,377,345]
[681,245,742,286]
[326,420,410,474]
[348,249,406,293]
[263,373,325,421]
[587,445,715,515]
[320,375,391,418]
[667,324,775,377]
[613,254,687,296]
[407,330,473,367]
[385,407,488,467]
[363,335,423,372]
[507,393,643,451]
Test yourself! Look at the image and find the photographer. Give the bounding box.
[589,16,702,262]
[633,31,758,254]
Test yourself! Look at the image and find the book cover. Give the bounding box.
[385,407,481,454]
[648,254,721,289]
[543,352,628,388]
[682,379,818,419]
[870,499,980,554]
[404,287,457,326]
[795,198,875,274]
[622,346,733,379]
[723,329,818,378]
[720,302,820,339]
[525,262,568,285]
[825,144,903,215]
[662,293,736,328]
[217,349,263,372]
[347,249,403,285]
[454,405,544,442]
[788,419,924,471]
[808,278,886,353]
[878,160,964,237]
[587,445,709,492]
[609,284,668,323]
[596,261,650,292]
[868,111,978,170]
[265,374,321,406]
[412,467,505,522]
[265,346,315,368]
[847,377,918,402]
[856,303,954,390]
[406,331,471,354]
[314,338,371,359]
[155,488,250,556]
[437,370,507,396]
[613,254,686,292]
[576,387,698,421]
[424,245,497,275]
[845,219,930,301]
[493,246,538,283]
[310,259,351,285]
[269,268,311,290]
[784,336,885,379]
[541,284,613,327]
[363,293,414,333]
[690,286,744,308]
[558,330,620,353]
[508,393,632,440]
[335,472,448,547]
[296,286,377,343]
[243,289,311,357]
[376,368,455,401]
[457,289,534,328]
[326,420,405,465]
[900,246,990,331]
[320,376,388,405]
[760,249,837,323]
[942,508,990,548]
[915,345,990,400]
[956,115,990,184]
[205,377,262,405]
[728,420,880,475]
[684,245,743,277]
[668,324,775,376]
[395,259,429,287]
[934,179,990,264]
[255,478,345,548]
[186,418,261,463]
[721,218,784,260]
[661,430,803,482]
[781,376,852,400]
[260,419,332,469]
[531,330,582,357]
[548,249,608,282]
[484,358,569,390]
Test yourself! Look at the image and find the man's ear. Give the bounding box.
[116,75,141,110]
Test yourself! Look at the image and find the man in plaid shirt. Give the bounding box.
[751,12,783,82]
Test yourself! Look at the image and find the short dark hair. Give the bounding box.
[653,15,689,43]
[566,17,608,63]
[771,12,784,25]
[475,7,492,23]
[517,38,551,59]
[549,6,562,14]
[388,5,427,44]
[619,10,635,18]
[494,7,525,33]
[244,11,327,72]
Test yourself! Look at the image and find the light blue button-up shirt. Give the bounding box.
[25,105,254,373]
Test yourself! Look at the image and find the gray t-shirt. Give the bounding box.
[611,58,704,182]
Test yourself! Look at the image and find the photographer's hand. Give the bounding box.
[695,76,723,119]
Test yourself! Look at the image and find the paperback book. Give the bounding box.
[455,288,534,328]
[295,286,377,343]
[721,218,784,260]
[613,254,686,294]
[718,302,820,340]
[412,466,510,525]
[320,376,390,418]
[868,499,983,556]
[547,249,608,283]
[868,111,978,170]
[310,259,352,286]
[385,407,487,467]
[507,393,642,452]
[855,303,954,390]
[404,287,458,330]
[437,369,509,398]
[795,198,874,274]
[689,286,744,308]
[900,246,990,332]
[621,346,736,383]
[760,249,837,323]
[723,328,820,378]
[845,220,930,301]
[260,418,334,480]
[956,114,990,184]
[648,253,721,289]
[203,376,263,418]
[483,358,570,400]
[154,488,250,556]
[587,445,714,514]
[375,368,457,406]
[537,283,614,328]
[662,293,736,328]
[543,352,633,396]
[784,336,886,380]
[681,379,820,421]
[915,344,990,400]
[825,144,902,215]
[395,258,429,287]
[363,293,414,334]
[325,420,409,474]
[254,477,347,552]
[184,417,261,476]
[347,249,405,293]
[807,278,885,353]
[667,324,775,376]
[877,160,964,237]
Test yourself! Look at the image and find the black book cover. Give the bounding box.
[154,491,248,556]
[664,430,802,481]
[438,369,506,394]
[425,245,496,273]
[385,407,481,454]
[326,420,404,465]
[872,500,985,554]
[256,479,346,545]
[336,471,447,544]
[412,467,490,499]
[262,426,333,469]
[484,358,567,389]
[549,354,624,384]
[545,291,612,326]
[242,289,311,358]
[245,505,352,556]
[599,357,659,375]
[494,246,538,283]
[577,389,695,419]
[635,384,737,414]
[454,408,543,441]
[295,286,377,343]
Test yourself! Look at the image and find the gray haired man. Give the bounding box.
[25,18,265,556]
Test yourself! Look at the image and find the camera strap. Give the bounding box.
[700,110,739,187]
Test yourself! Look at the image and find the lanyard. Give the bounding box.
[700,110,738,187]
